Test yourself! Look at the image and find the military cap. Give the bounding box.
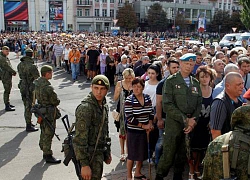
[2,46,9,50]
[92,75,110,90]
[243,88,250,100]
[180,53,196,62]
[41,65,53,74]
[25,48,33,53]
[231,106,250,131]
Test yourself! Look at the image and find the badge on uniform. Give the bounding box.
[98,80,102,85]
[191,87,198,94]
[175,85,181,89]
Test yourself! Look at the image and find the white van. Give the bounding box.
[219,33,242,49]
[235,32,250,47]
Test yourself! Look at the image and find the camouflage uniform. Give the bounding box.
[203,105,250,180]
[17,56,40,125]
[73,92,110,180]
[0,51,16,104]
[34,77,60,155]
[156,71,202,178]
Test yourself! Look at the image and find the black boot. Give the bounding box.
[5,103,15,111]
[173,173,183,180]
[44,155,61,164]
[26,124,39,132]
[9,104,15,108]
[155,174,164,180]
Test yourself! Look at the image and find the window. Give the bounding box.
[77,8,83,17]
[183,0,187,4]
[85,9,90,16]
[95,9,100,16]
[219,3,222,9]
[95,0,99,2]
[206,10,211,19]
[103,0,107,3]
[110,9,114,17]
[110,0,114,3]
[118,0,122,3]
[77,0,83,5]
[192,9,198,18]
[185,9,190,18]
[102,9,107,17]
[228,4,231,10]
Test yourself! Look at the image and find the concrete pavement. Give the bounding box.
[0,52,188,180]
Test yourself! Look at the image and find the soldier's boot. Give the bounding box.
[44,155,61,164]
[5,103,15,111]
[173,173,183,180]
[26,124,39,132]
[9,104,15,108]
[155,174,164,180]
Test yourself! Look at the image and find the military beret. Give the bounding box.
[231,106,250,131]
[243,88,250,100]
[41,65,53,74]
[2,46,9,50]
[180,53,196,62]
[25,48,33,53]
[92,75,110,90]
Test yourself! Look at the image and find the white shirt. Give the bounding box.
[143,81,158,107]
[63,48,71,60]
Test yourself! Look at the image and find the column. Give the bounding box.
[29,0,36,31]
[63,0,67,31]
[45,0,50,31]
[0,1,4,30]
[107,0,110,17]
[100,0,103,17]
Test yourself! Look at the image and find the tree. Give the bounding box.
[230,11,246,32]
[210,10,231,33]
[116,3,138,31]
[147,3,168,32]
[175,11,188,32]
[240,0,250,30]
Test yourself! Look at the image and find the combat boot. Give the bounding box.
[5,103,15,111]
[9,104,15,108]
[44,155,61,164]
[26,124,39,132]
[173,173,183,180]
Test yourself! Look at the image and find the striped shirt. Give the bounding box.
[53,44,63,57]
[124,93,154,132]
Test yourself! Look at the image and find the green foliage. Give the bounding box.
[147,3,168,32]
[175,11,188,32]
[116,3,138,31]
[210,10,245,33]
[239,0,250,31]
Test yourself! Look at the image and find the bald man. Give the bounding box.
[210,72,244,140]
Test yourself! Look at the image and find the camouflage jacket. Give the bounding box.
[33,77,60,107]
[0,51,16,81]
[163,71,202,125]
[17,56,40,93]
[73,92,110,167]
[203,130,250,180]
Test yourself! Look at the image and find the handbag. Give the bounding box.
[112,110,120,121]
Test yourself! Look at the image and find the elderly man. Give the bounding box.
[213,59,225,86]
[52,40,63,69]
[134,56,150,77]
[210,72,244,140]
[156,53,202,180]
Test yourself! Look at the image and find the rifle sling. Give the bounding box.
[221,131,232,179]
[90,106,106,164]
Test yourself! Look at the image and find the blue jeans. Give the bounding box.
[71,63,79,80]
[155,127,164,166]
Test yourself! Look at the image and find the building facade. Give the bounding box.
[0,0,242,32]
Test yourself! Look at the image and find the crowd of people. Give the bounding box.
[1,31,250,180]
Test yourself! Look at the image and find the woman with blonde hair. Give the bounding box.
[114,68,135,161]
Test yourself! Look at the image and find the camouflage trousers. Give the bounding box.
[88,151,104,180]
[156,119,186,177]
[39,115,56,155]
[2,79,12,104]
[21,92,33,125]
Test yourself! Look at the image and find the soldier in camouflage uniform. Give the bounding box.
[203,103,250,180]
[34,65,61,164]
[0,46,16,111]
[17,49,40,132]
[156,53,202,180]
[73,75,112,180]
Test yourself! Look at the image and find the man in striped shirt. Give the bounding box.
[52,40,63,69]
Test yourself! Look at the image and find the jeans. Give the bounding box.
[155,126,165,166]
[71,63,79,80]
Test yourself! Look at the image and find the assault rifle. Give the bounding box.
[31,105,60,141]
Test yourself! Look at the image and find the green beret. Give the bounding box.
[2,46,9,50]
[180,53,196,62]
[25,48,33,53]
[92,75,110,90]
[41,65,53,74]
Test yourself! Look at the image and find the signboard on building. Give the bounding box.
[4,2,28,21]
[49,1,63,20]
